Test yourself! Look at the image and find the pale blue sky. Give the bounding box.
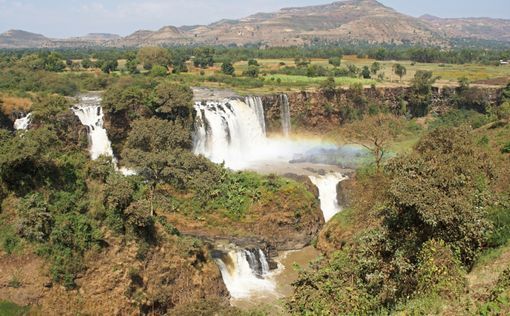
[1,0,509,38]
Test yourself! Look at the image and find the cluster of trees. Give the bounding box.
[290,126,499,314]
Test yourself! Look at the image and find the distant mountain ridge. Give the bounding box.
[1,0,510,48]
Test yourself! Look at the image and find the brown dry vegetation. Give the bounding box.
[0,94,32,115]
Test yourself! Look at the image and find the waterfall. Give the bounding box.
[72,95,115,160]
[309,173,348,222]
[193,99,267,169]
[214,248,276,299]
[279,94,291,137]
[72,94,135,176]
[14,113,32,131]
[245,96,266,136]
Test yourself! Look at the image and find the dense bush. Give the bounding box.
[290,127,493,314]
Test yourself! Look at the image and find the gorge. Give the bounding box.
[71,89,349,304]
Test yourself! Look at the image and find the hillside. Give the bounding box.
[1,0,510,48]
[0,30,50,48]
[420,14,510,43]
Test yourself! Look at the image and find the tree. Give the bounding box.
[221,61,235,75]
[100,59,118,74]
[360,66,371,79]
[150,82,194,122]
[408,70,437,116]
[81,58,94,69]
[150,65,167,77]
[121,118,204,215]
[193,47,214,68]
[126,59,139,74]
[242,65,259,78]
[42,52,65,72]
[247,59,259,67]
[346,64,359,77]
[294,58,310,68]
[383,127,493,266]
[328,57,342,67]
[102,85,147,114]
[342,113,402,170]
[393,63,407,82]
[370,62,381,75]
[319,77,336,96]
[137,47,172,69]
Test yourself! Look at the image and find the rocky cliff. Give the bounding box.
[262,86,502,133]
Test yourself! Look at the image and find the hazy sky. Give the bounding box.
[1,0,509,38]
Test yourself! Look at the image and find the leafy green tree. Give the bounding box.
[247,59,259,67]
[126,59,139,74]
[16,193,53,242]
[408,70,437,116]
[150,65,168,77]
[328,57,342,67]
[102,85,147,114]
[43,52,65,72]
[242,65,259,78]
[370,62,381,75]
[306,64,327,77]
[0,127,59,194]
[393,63,407,82]
[193,47,214,68]
[221,61,235,75]
[150,82,194,122]
[99,59,118,74]
[319,77,336,96]
[81,58,94,69]
[361,66,371,79]
[384,127,493,266]
[137,47,172,69]
[346,64,359,77]
[121,118,201,215]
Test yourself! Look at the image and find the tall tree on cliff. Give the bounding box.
[121,118,192,215]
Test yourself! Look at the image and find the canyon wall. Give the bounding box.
[262,86,502,133]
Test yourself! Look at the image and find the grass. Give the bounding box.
[0,301,29,316]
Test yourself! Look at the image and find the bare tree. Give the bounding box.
[342,113,403,171]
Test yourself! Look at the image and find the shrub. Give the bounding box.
[16,193,53,243]
[242,65,259,78]
[150,65,167,77]
[487,202,510,248]
[415,239,466,299]
[502,142,510,154]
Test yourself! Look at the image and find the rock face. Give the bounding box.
[3,1,510,48]
[0,235,229,315]
[261,86,503,133]
[167,182,324,252]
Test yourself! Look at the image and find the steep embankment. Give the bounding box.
[262,86,502,134]
[0,233,228,314]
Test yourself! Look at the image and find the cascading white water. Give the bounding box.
[193,97,340,170]
[309,173,348,222]
[245,96,266,136]
[72,94,135,176]
[194,99,267,169]
[214,248,276,299]
[72,95,115,161]
[14,113,32,131]
[279,94,291,137]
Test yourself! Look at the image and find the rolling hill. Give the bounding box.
[1,0,510,48]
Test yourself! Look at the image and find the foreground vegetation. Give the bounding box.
[0,45,509,314]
